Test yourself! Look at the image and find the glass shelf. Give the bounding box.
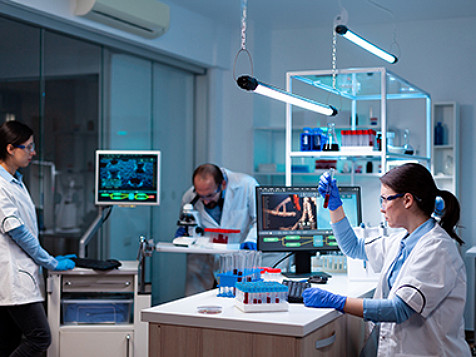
[289,151,430,161]
[290,68,429,101]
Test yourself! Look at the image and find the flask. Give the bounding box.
[323,122,339,151]
[434,122,444,145]
[300,127,312,151]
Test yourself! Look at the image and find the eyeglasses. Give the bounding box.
[380,193,404,208]
[194,184,222,200]
[14,142,35,153]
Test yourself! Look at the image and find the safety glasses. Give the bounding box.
[194,184,222,200]
[14,142,35,153]
[380,193,404,208]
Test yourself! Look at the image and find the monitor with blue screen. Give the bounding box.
[256,185,362,276]
[95,150,161,206]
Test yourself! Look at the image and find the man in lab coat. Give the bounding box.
[176,163,258,296]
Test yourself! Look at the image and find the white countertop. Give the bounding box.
[49,260,138,275]
[155,242,236,254]
[141,274,375,337]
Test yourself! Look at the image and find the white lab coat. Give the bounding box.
[364,224,470,357]
[180,168,258,295]
[0,169,43,305]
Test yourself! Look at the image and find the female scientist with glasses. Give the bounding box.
[0,121,76,356]
[304,163,470,356]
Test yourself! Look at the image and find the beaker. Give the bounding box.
[323,122,339,151]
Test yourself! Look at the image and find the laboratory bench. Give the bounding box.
[141,274,375,357]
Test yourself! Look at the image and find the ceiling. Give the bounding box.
[162,0,476,30]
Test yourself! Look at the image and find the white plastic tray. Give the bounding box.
[235,301,289,313]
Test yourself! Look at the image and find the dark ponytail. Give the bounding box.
[380,163,463,245]
[438,189,463,245]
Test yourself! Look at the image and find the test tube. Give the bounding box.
[218,255,225,295]
[225,254,233,296]
[323,168,335,209]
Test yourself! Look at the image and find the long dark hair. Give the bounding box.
[380,163,462,245]
[0,121,34,161]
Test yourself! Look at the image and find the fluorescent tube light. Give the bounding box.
[335,25,398,64]
[237,75,337,116]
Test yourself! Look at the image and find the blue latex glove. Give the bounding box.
[54,258,75,271]
[303,287,347,312]
[174,226,187,238]
[240,242,257,250]
[318,172,342,211]
[55,254,77,261]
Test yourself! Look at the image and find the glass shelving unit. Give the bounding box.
[285,67,432,185]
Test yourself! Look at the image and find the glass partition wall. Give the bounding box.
[0,14,197,303]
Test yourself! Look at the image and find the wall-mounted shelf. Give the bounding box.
[431,102,459,196]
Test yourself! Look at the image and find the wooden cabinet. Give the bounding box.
[148,316,346,357]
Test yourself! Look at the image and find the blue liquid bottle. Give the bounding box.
[311,128,322,151]
[300,128,312,151]
[434,122,444,145]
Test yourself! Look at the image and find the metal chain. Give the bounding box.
[241,0,248,50]
[233,0,253,80]
[332,29,337,89]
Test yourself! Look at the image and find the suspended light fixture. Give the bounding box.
[233,0,337,116]
[237,75,337,116]
[335,25,398,64]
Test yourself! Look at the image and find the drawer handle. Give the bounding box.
[63,281,132,287]
[126,334,131,356]
[315,331,336,349]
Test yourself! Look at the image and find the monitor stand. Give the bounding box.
[283,251,331,279]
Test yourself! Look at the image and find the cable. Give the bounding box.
[272,252,294,269]
[366,0,401,57]
[366,0,393,17]
[103,205,113,222]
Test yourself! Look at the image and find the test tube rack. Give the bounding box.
[234,281,289,313]
[216,269,261,298]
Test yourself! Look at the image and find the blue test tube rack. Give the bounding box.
[217,269,262,298]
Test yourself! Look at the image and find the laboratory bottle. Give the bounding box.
[300,127,312,151]
[323,122,339,151]
[434,122,444,145]
[311,128,322,151]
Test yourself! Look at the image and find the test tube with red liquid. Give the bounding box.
[323,168,335,209]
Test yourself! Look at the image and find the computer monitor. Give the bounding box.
[256,185,362,276]
[95,150,161,206]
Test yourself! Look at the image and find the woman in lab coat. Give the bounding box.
[0,121,75,357]
[303,163,470,356]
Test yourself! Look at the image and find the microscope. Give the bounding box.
[173,203,203,247]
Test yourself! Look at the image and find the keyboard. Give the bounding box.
[282,280,311,304]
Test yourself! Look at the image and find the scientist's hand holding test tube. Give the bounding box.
[318,168,342,211]
[304,169,347,311]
